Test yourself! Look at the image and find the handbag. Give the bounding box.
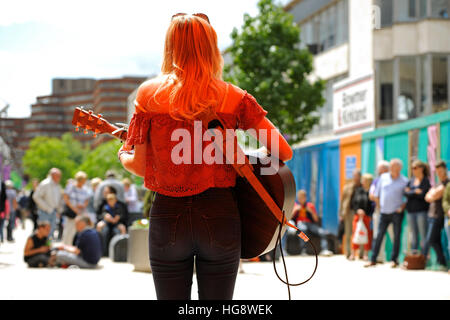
[403,252,426,270]
[352,217,368,245]
[62,205,77,219]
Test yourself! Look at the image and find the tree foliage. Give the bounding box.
[22,135,141,185]
[22,136,78,184]
[224,0,325,144]
[77,139,136,181]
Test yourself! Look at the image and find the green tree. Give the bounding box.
[76,139,141,184]
[22,136,78,184]
[61,132,87,165]
[22,134,142,186]
[224,0,325,144]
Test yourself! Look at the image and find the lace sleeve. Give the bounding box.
[237,93,268,131]
[126,112,152,146]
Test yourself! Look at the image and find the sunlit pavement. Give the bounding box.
[1,220,449,300]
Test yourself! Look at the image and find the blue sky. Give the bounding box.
[0,0,290,118]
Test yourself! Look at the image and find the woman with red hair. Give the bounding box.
[119,13,292,300]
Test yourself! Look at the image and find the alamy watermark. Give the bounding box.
[372,5,381,30]
[170,121,280,175]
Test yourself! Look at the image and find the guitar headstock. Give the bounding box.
[72,107,127,140]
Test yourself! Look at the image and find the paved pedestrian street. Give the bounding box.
[1,220,449,300]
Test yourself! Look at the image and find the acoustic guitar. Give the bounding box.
[72,107,297,259]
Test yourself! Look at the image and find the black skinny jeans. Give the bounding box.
[149,187,241,300]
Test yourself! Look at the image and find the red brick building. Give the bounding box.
[0,76,146,171]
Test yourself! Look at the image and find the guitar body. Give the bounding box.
[236,152,296,259]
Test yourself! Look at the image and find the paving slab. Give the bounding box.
[1,221,448,300]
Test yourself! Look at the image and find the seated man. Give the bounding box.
[54,215,102,269]
[24,221,52,268]
[289,190,333,256]
[96,193,128,255]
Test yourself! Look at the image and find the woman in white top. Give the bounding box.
[62,171,90,245]
[122,178,140,213]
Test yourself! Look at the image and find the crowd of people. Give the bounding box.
[0,168,144,269]
[2,158,450,273]
[286,158,449,272]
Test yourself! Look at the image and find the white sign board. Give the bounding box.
[333,74,375,134]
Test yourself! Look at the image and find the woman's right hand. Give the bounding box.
[248,117,293,162]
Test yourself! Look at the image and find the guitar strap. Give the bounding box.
[198,84,309,243]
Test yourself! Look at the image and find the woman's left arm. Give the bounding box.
[119,142,146,178]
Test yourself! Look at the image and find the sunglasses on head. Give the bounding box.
[172,13,210,24]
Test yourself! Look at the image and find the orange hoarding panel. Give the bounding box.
[339,134,362,194]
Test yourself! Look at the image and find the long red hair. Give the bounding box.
[157,14,224,120]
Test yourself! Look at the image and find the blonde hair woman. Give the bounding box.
[62,171,89,245]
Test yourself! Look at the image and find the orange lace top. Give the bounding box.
[125,80,268,197]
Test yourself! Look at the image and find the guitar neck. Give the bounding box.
[72,107,128,141]
[106,128,128,141]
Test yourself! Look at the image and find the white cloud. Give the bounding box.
[0,0,261,118]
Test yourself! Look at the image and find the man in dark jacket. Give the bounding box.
[54,215,102,268]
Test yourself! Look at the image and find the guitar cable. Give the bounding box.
[271,211,319,300]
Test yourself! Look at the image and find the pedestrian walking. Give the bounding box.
[366,159,408,268]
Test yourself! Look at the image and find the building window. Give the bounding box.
[376,0,450,28]
[377,54,449,123]
[409,0,417,17]
[395,0,418,22]
[419,0,428,17]
[398,56,417,120]
[432,55,449,113]
[336,0,348,44]
[299,0,348,55]
[327,5,337,49]
[319,9,328,52]
[420,55,430,115]
[378,60,394,121]
[376,0,393,27]
[431,0,450,18]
